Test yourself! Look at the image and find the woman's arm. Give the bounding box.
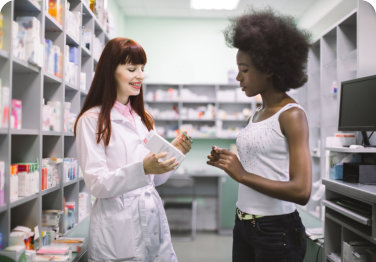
[207,108,312,205]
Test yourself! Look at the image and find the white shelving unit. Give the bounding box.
[301,1,376,260]
[301,0,376,222]
[144,83,260,139]
[323,174,376,261]
[0,0,110,249]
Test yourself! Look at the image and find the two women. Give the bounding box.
[76,8,312,262]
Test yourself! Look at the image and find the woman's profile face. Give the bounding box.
[115,63,145,102]
[236,50,271,97]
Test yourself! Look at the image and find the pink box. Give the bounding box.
[11,99,22,129]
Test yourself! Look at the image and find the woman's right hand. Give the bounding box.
[143,152,179,175]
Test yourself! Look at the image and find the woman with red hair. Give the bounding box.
[74,38,191,261]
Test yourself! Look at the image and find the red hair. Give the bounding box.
[74,38,154,146]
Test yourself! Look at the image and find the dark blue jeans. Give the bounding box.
[232,209,307,262]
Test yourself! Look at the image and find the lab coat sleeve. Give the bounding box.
[153,169,175,187]
[76,115,151,198]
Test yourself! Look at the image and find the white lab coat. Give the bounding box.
[76,106,178,262]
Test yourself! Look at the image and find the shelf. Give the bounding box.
[326,212,374,244]
[45,13,63,32]
[42,131,62,136]
[326,146,376,153]
[93,15,108,38]
[217,101,251,104]
[64,179,78,187]
[323,178,376,205]
[65,82,79,92]
[66,33,80,47]
[10,194,38,208]
[0,49,9,59]
[11,129,39,135]
[14,0,41,12]
[323,200,371,226]
[41,185,60,196]
[181,100,216,104]
[218,119,246,122]
[81,45,91,57]
[154,118,179,121]
[13,57,40,73]
[146,100,179,104]
[82,0,93,17]
[0,0,111,253]
[44,72,62,84]
[181,118,215,122]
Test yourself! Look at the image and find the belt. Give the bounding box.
[236,208,264,220]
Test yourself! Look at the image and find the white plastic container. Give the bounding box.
[143,131,185,166]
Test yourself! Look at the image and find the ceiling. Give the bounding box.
[114,0,318,20]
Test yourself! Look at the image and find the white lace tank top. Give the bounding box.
[236,103,305,216]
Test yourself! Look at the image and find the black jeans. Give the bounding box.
[232,209,307,262]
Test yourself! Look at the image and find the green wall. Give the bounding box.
[107,1,238,84]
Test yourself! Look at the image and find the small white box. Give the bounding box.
[143,131,185,166]
[326,133,356,147]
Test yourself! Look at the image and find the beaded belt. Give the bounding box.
[236,208,264,220]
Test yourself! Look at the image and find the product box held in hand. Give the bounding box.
[143,131,185,167]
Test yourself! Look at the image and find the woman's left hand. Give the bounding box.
[171,132,192,155]
[207,147,246,182]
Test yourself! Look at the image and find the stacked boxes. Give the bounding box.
[13,17,43,66]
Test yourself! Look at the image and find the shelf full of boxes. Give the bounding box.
[0,0,112,259]
[144,83,262,139]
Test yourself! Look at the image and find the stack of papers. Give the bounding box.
[53,237,85,252]
[36,245,70,255]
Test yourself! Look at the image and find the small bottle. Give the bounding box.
[331,81,338,95]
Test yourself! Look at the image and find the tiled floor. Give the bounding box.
[172,232,233,262]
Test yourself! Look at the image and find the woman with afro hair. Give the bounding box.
[207,9,312,262]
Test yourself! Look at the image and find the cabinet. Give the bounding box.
[0,0,110,249]
[323,146,376,261]
[144,83,260,139]
[302,0,376,220]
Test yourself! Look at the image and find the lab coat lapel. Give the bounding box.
[110,107,138,132]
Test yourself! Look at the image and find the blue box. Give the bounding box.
[330,163,343,180]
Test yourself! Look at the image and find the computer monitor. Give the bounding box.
[338,75,376,146]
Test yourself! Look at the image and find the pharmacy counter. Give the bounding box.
[66,216,90,262]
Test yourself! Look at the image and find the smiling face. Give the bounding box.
[115,63,145,104]
[236,49,272,97]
